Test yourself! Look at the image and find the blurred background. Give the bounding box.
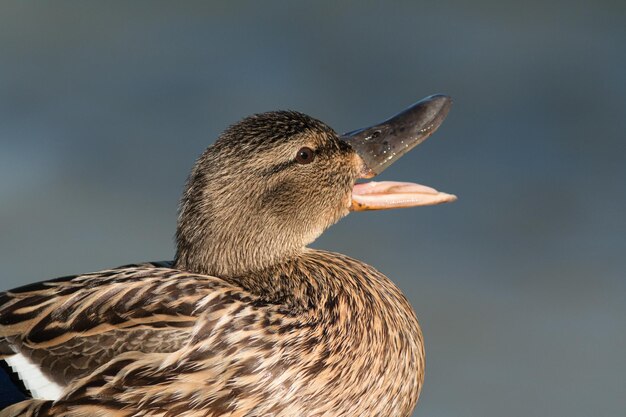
[1,1,624,416]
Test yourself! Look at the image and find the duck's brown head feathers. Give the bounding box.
[175,111,363,277]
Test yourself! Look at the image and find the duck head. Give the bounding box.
[175,95,455,277]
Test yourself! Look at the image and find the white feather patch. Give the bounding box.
[4,352,64,401]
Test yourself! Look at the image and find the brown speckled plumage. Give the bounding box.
[0,105,451,416]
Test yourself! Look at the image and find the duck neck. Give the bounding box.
[174,228,305,279]
[173,171,313,277]
[229,250,325,311]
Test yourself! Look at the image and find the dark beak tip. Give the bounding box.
[410,94,453,132]
[420,94,453,117]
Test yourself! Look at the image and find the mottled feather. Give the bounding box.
[1,251,423,416]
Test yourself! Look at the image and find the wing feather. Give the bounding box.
[0,262,231,385]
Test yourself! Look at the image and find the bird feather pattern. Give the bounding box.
[1,253,423,416]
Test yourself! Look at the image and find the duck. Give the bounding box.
[0,94,455,417]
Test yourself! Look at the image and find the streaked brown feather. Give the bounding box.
[0,262,219,384]
[1,251,423,416]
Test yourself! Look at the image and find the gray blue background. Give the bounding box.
[1,2,624,416]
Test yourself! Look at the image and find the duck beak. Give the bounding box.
[341,94,457,211]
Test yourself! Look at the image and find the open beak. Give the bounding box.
[341,94,457,211]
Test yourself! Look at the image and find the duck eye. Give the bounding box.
[295,147,315,164]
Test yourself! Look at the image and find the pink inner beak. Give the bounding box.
[351,181,457,211]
